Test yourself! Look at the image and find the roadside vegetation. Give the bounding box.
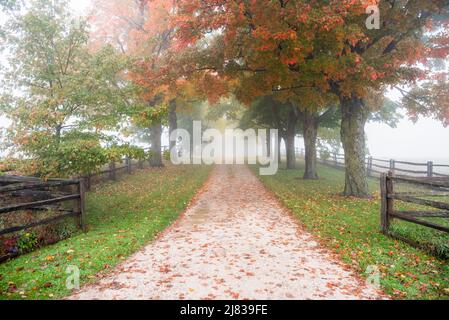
[253,161,449,300]
[0,164,210,300]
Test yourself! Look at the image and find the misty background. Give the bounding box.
[1,0,448,163]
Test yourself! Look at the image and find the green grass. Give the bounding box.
[0,164,211,300]
[252,161,449,300]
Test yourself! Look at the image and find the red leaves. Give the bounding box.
[158,265,172,273]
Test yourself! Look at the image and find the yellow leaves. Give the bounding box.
[45,255,55,262]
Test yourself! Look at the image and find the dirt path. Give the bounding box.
[69,165,385,300]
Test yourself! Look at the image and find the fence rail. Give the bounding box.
[380,173,449,235]
[0,145,169,263]
[0,177,85,235]
[301,149,449,178]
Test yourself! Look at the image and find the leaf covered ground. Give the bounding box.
[253,161,449,300]
[0,164,211,300]
[69,165,383,300]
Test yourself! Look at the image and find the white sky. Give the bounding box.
[1,0,448,162]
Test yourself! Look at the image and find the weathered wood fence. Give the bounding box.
[83,156,136,191]
[308,150,449,178]
[0,176,86,262]
[0,156,143,238]
[0,176,86,235]
[380,173,449,235]
[82,145,169,190]
[0,146,170,262]
[295,149,449,252]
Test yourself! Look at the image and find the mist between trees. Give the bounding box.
[0,0,447,198]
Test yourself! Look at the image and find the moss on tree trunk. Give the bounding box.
[340,95,369,198]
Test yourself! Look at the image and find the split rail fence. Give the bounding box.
[380,173,449,235]
[0,146,168,262]
[313,152,449,179]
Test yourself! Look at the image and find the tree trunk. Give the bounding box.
[149,121,164,167]
[168,100,177,151]
[285,133,296,169]
[285,108,297,170]
[340,94,369,197]
[302,111,319,180]
[266,130,271,157]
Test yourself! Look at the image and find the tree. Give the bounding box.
[299,106,340,179]
[90,0,179,167]
[0,0,131,177]
[170,0,449,197]
[239,96,295,167]
[320,1,448,197]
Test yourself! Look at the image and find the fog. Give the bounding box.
[0,0,447,163]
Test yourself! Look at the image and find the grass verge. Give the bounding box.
[252,161,449,300]
[0,164,211,300]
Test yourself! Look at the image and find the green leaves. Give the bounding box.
[0,0,140,178]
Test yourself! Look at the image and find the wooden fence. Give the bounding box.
[295,149,449,251]
[0,146,169,262]
[308,150,449,179]
[380,173,449,235]
[82,145,169,190]
[83,156,136,191]
[0,176,85,262]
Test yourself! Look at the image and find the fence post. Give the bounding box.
[126,156,132,174]
[333,153,337,167]
[85,173,91,191]
[390,159,395,174]
[77,178,86,232]
[427,161,433,178]
[109,162,116,180]
[380,173,390,234]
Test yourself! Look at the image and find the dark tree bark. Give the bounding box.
[149,121,164,167]
[168,100,177,151]
[340,94,370,197]
[285,133,296,170]
[302,110,319,180]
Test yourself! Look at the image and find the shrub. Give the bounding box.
[16,231,38,254]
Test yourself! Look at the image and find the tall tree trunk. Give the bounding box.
[285,132,296,170]
[168,100,177,151]
[266,130,271,157]
[302,111,319,179]
[149,121,164,167]
[285,108,298,170]
[340,94,369,197]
